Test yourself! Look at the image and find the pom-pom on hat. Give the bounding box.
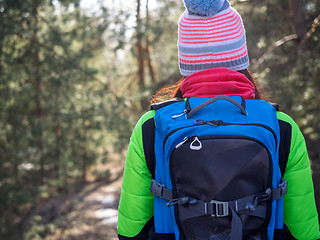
[178,0,250,76]
[183,0,225,16]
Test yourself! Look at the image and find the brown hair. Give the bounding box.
[151,69,263,103]
[151,78,184,104]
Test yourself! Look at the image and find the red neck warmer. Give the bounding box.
[180,68,255,99]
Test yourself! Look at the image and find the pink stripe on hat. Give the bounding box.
[179,24,242,40]
[179,18,241,35]
[178,27,244,44]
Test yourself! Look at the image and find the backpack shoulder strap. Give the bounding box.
[269,102,290,176]
[150,97,184,111]
[269,102,280,111]
[143,98,184,178]
[278,119,292,177]
[142,117,156,179]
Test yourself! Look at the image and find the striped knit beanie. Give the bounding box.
[178,0,249,76]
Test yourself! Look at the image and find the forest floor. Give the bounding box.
[21,158,320,240]
[24,160,124,240]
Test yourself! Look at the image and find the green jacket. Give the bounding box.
[118,109,320,240]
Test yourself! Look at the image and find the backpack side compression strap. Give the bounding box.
[143,98,185,178]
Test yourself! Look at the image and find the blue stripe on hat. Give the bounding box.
[179,55,249,76]
[178,34,246,55]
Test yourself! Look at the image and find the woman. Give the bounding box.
[117,0,320,239]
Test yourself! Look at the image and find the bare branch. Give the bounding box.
[253,13,320,71]
[252,34,298,71]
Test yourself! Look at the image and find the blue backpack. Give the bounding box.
[149,95,288,240]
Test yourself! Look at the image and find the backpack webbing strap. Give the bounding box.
[150,179,287,240]
[150,180,288,206]
[272,180,288,200]
[150,181,278,240]
[149,179,173,200]
[171,195,268,220]
[230,208,242,240]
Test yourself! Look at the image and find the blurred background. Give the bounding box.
[0,0,319,239]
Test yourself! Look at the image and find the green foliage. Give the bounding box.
[0,0,131,239]
[1,0,320,239]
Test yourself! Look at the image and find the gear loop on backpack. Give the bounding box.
[190,137,202,150]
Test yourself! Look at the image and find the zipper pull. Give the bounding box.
[175,137,189,148]
[190,137,202,150]
[172,109,188,119]
[194,119,204,125]
[207,120,217,127]
[207,120,224,126]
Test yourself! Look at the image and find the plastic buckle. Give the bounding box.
[254,188,272,206]
[279,180,288,196]
[150,180,164,198]
[210,200,229,217]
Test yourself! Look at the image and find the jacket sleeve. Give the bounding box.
[117,110,156,239]
[277,112,320,240]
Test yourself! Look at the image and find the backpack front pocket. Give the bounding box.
[169,136,272,240]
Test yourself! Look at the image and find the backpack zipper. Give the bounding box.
[172,109,188,119]
[175,137,189,149]
[163,119,278,150]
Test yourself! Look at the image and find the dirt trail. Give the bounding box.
[77,169,122,240]
[35,161,124,240]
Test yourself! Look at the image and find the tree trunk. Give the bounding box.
[145,0,156,83]
[136,0,149,108]
[136,0,145,88]
[288,0,307,43]
[32,0,44,182]
[0,31,3,86]
[81,126,87,183]
[146,46,156,83]
[0,8,5,86]
[53,90,60,182]
[81,140,87,183]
